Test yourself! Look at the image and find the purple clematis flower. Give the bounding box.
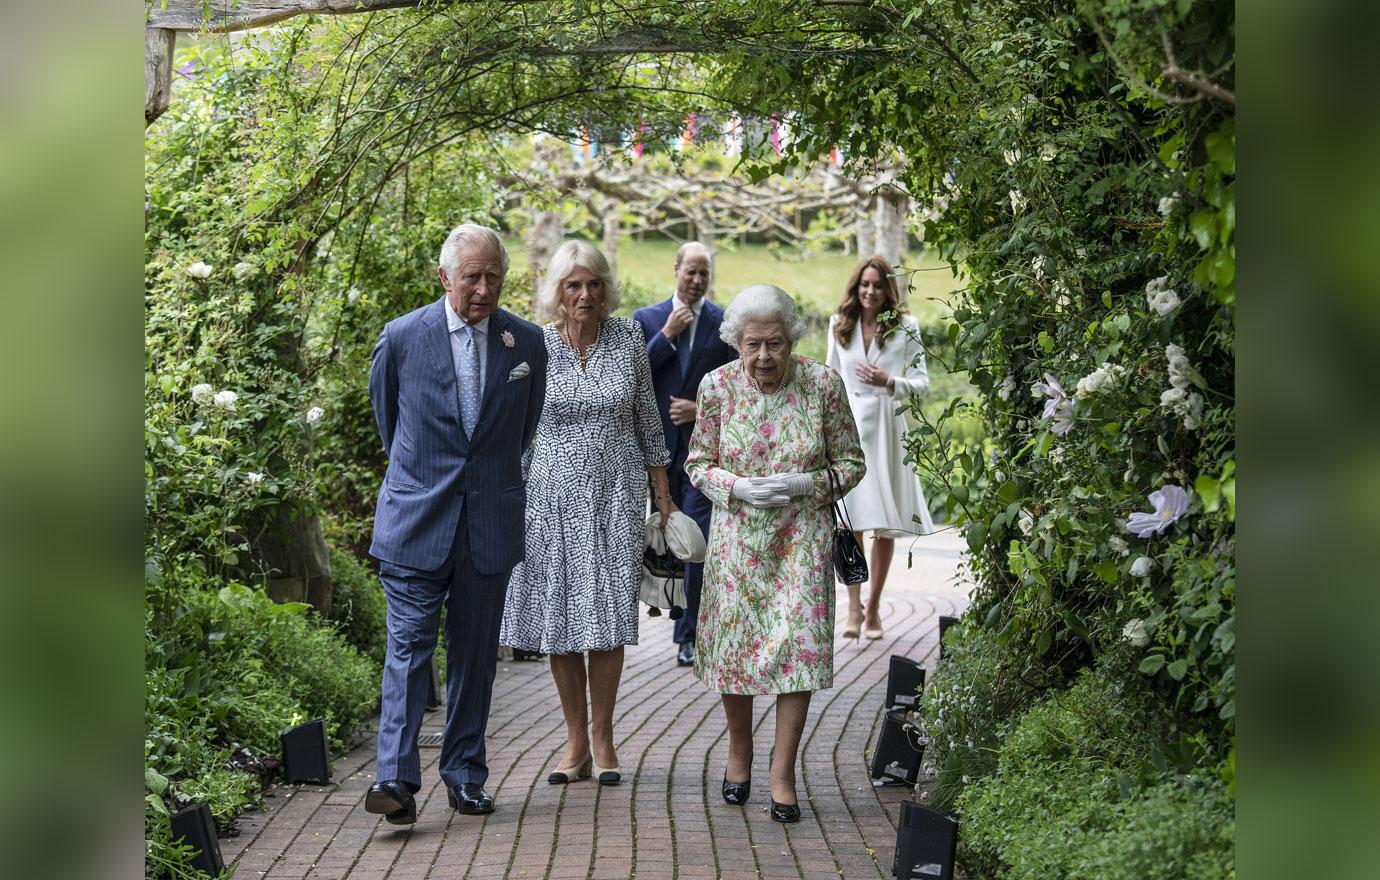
[1126,485,1190,537]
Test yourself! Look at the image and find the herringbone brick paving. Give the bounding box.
[224,531,969,879]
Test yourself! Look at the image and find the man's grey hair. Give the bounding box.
[536,240,623,323]
[719,284,808,349]
[438,223,509,277]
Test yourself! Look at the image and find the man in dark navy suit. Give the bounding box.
[364,224,546,824]
[632,242,738,667]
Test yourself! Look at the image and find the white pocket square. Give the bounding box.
[507,362,530,382]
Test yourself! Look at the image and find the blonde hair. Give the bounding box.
[536,240,623,323]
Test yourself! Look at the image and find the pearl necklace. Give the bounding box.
[564,318,598,372]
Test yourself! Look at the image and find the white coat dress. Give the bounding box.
[825,313,936,538]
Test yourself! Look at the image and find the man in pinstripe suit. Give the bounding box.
[364,224,547,824]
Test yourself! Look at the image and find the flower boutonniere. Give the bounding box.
[501,330,516,348]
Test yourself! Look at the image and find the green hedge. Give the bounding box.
[145,571,380,878]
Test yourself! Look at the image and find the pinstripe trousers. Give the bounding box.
[375,512,510,790]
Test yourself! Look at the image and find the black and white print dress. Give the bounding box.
[500,317,670,654]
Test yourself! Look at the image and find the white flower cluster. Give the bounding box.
[1031,255,1047,280]
[1009,188,1027,214]
[1160,343,1204,429]
[1018,509,1035,535]
[1145,276,1181,317]
[305,406,325,426]
[347,287,362,304]
[1003,148,1023,166]
[1130,556,1155,577]
[232,261,256,281]
[185,261,213,280]
[1108,535,1130,557]
[190,383,239,412]
[244,472,266,485]
[1074,362,1125,399]
[1039,143,1058,162]
[997,375,1016,401]
[1158,193,1182,217]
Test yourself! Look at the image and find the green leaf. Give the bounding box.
[1093,560,1119,584]
[1139,654,1166,674]
[966,522,988,552]
[1221,477,1235,520]
[1195,474,1221,513]
[1189,210,1215,250]
[1035,627,1053,655]
[1166,659,1189,680]
[268,601,311,616]
[145,768,169,795]
[146,793,169,818]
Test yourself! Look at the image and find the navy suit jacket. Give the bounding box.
[632,297,738,471]
[368,299,547,574]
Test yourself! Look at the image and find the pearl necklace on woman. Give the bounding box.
[564,318,598,373]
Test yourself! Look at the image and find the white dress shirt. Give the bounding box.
[444,296,488,392]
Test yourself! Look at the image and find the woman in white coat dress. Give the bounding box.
[825,256,936,641]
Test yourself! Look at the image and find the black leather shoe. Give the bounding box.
[721,776,751,805]
[676,641,695,667]
[364,780,417,826]
[447,782,494,814]
[770,799,801,823]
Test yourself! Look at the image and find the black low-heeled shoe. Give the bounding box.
[448,782,495,814]
[365,780,418,826]
[770,799,801,823]
[721,775,751,805]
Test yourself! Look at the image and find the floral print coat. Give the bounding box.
[685,356,865,695]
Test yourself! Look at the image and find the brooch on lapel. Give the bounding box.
[501,330,516,348]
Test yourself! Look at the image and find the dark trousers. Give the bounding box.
[669,464,713,645]
[375,513,510,789]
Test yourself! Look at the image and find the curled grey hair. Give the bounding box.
[719,284,808,349]
[536,240,623,323]
[438,223,509,277]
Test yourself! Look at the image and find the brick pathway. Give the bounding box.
[223,530,970,880]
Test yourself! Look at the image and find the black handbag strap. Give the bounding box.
[825,464,856,533]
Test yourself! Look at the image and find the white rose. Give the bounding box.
[1108,536,1130,556]
[244,472,265,485]
[1003,148,1022,166]
[1130,556,1155,577]
[1158,194,1182,217]
[997,375,1015,401]
[305,406,324,425]
[190,383,214,404]
[232,261,256,281]
[1122,617,1151,648]
[1147,287,1181,316]
[212,390,239,412]
[185,261,213,279]
[347,287,362,304]
[1075,362,1122,399]
[1161,387,1188,406]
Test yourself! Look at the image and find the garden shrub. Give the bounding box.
[326,548,389,666]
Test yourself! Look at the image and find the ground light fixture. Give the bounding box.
[937,615,958,660]
[169,801,225,877]
[870,709,924,785]
[892,800,958,879]
[280,719,331,785]
[885,655,926,710]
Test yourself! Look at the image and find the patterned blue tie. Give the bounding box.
[458,324,481,437]
[677,313,694,378]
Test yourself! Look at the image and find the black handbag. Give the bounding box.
[827,468,868,585]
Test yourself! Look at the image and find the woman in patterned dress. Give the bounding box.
[500,240,677,787]
[684,284,865,823]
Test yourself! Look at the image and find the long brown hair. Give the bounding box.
[833,255,906,349]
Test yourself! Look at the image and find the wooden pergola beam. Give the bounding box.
[145,0,442,34]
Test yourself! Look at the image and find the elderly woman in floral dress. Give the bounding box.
[685,284,865,823]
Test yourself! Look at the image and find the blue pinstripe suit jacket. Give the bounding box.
[368,298,547,574]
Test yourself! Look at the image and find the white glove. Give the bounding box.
[730,476,791,508]
[777,472,815,498]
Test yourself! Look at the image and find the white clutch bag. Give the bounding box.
[639,512,706,613]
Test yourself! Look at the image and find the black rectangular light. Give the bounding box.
[892,801,958,879]
[280,719,331,785]
[937,615,958,660]
[885,655,926,710]
[870,709,924,785]
[168,801,225,877]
